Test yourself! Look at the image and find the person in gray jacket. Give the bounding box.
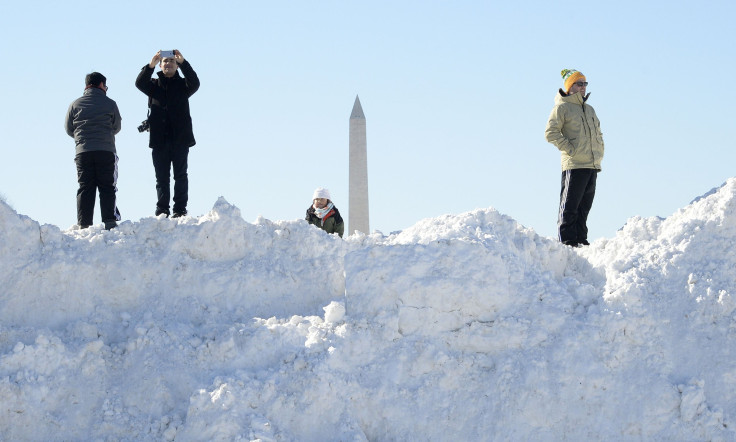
[65,72,122,230]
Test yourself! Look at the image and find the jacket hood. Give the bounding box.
[556,89,590,105]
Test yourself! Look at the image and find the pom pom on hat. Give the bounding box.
[312,187,331,200]
[561,69,586,92]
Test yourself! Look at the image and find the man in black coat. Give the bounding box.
[135,50,200,218]
[65,72,122,230]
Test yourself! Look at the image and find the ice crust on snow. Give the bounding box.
[1,180,736,440]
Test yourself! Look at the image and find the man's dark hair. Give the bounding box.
[85,72,107,87]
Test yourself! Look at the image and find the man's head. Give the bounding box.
[85,72,107,89]
[561,69,587,95]
[160,56,179,78]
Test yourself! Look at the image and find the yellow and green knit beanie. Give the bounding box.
[561,69,586,92]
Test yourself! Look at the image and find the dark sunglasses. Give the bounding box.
[573,81,589,87]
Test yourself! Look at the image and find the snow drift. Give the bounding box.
[1,180,736,441]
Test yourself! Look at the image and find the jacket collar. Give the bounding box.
[157,70,182,81]
[556,88,590,104]
[83,87,106,96]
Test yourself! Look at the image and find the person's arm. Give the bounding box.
[173,50,200,97]
[65,104,75,138]
[148,51,161,68]
[112,103,122,135]
[135,52,160,96]
[591,107,604,144]
[335,221,345,238]
[306,208,319,225]
[544,106,575,154]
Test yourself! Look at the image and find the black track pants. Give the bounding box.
[558,168,597,244]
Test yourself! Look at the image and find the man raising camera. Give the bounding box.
[135,49,200,218]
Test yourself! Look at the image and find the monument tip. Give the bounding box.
[350,95,365,119]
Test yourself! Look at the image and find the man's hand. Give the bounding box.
[174,49,185,64]
[148,51,161,68]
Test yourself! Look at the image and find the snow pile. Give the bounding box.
[2,180,736,440]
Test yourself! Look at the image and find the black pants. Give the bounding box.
[558,168,597,244]
[75,151,121,226]
[152,144,189,214]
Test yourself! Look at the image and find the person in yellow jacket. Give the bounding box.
[545,68,605,247]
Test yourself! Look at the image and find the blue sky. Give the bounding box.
[1,0,734,239]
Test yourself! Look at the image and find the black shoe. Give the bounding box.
[171,211,187,219]
[562,240,580,248]
[579,239,590,246]
[155,209,170,217]
[104,221,118,230]
[80,224,91,229]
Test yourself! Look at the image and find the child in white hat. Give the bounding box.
[305,187,344,237]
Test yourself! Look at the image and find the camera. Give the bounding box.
[160,50,175,59]
[137,119,150,133]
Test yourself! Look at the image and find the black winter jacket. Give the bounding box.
[135,60,200,149]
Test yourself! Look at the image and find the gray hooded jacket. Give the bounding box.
[65,87,122,155]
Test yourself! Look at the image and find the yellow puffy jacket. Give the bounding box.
[545,90,605,171]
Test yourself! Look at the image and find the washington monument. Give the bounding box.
[349,95,369,235]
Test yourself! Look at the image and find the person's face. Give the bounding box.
[313,198,329,209]
[160,57,178,77]
[568,80,588,95]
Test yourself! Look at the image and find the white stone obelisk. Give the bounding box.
[349,95,369,235]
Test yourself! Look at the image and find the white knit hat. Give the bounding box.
[312,187,331,200]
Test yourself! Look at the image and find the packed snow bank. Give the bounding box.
[1,181,736,441]
[0,197,347,329]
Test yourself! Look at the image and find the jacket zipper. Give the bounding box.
[581,106,596,164]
